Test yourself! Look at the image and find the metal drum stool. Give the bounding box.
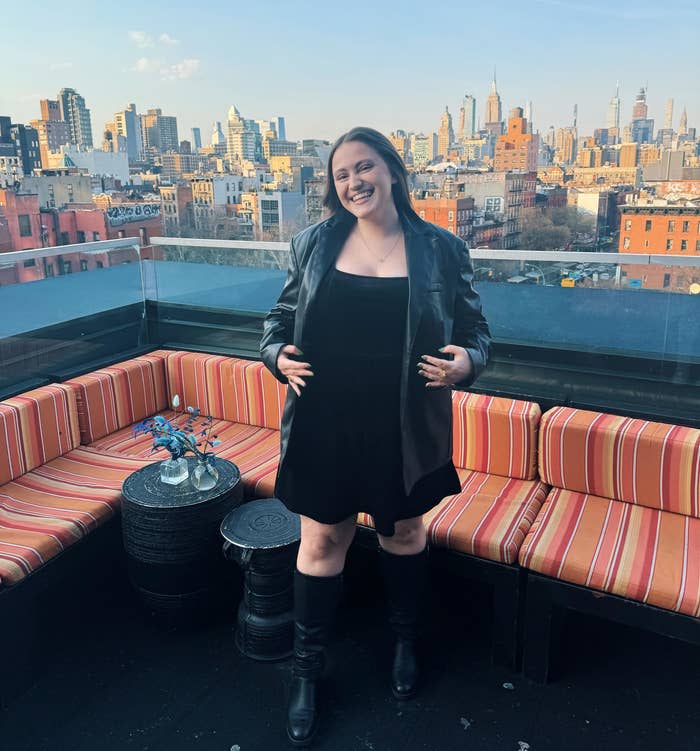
[221,498,300,661]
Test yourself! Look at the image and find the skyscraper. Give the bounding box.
[438,107,454,159]
[211,121,226,155]
[191,127,202,152]
[484,73,503,137]
[114,104,142,163]
[226,105,256,164]
[606,84,621,130]
[458,95,476,140]
[494,107,539,172]
[630,87,654,144]
[679,107,688,135]
[632,87,648,119]
[58,87,93,149]
[141,108,179,155]
[663,99,674,131]
[272,117,286,141]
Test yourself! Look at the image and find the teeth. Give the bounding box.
[352,191,372,202]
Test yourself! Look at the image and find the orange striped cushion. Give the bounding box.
[451,392,541,480]
[358,467,548,564]
[88,411,280,501]
[165,352,286,430]
[0,403,26,485]
[539,407,700,517]
[1,385,80,472]
[0,455,140,587]
[519,488,700,618]
[64,352,168,444]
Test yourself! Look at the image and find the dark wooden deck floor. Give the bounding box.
[2,545,698,751]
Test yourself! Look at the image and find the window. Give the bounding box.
[663,273,670,288]
[666,239,673,250]
[96,261,104,269]
[80,260,88,271]
[23,259,36,268]
[419,210,425,219]
[681,240,687,251]
[62,261,72,274]
[448,225,454,233]
[644,220,652,231]
[60,232,70,245]
[682,221,689,232]
[625,220,632,231]
[92,231,100,241]
[644,239,649,248]
[18,214,32,237]
[667,220,675,232]
[623,237,630,249]
[118,230,126,238]
[77,230,86,243]
[45,262,54,277]
[697,240,700,252]
[139,227,148,245]
[448,211,454,221]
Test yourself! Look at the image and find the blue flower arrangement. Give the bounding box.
[133,400,222,466]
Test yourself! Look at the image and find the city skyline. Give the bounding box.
[2,0,698,143]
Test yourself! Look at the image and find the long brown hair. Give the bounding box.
[322,126,419,221]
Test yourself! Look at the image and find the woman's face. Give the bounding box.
[331,140,397,220]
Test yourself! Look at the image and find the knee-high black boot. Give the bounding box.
[286,569,343,747]
[379,546,429,700]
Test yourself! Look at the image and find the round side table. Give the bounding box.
[122,457,243,618]
[221,499,300,661]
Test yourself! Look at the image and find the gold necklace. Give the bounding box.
[355,227,403,264]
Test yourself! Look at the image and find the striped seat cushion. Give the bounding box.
[64,351,169,444]
[165,352,286,430]
[1,385,80,471]
[88,411,280,500]
[0,402,26,485]
[452,392,541,480]
[358,467,548,564]
[519,488,700,618]
[0,448,151,587]
[539,406,700,517]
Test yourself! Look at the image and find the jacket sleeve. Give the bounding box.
[451,240,492,389]
[260,233,301,384]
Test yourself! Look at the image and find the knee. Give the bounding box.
[379,519,426,554]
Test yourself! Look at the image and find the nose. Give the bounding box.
[349,172,364,191]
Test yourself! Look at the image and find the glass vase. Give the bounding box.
[160,457,189,485]
[191,459,219,491]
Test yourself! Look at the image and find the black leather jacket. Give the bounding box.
[260,210,492,497]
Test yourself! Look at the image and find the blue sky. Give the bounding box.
[3,0,698,144]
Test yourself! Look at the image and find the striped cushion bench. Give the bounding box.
[0,386,152,587]
[520,406,700,615]
[359,393,546,563]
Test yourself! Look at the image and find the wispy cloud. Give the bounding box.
[49,61,73,71]
[128,30,153,48]
[160,58,200,80]
[158,33,179,45]
[130,57,200,80]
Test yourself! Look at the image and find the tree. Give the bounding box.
[519,209,571,250]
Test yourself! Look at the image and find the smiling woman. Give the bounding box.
[260,126,492,745]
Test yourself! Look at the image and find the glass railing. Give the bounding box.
[1,235,698,402]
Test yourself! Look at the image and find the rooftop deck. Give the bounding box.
[3,540,699,751]
[0,236,699,750]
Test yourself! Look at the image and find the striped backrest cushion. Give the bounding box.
[64,352,168,444]
[2,385,80,471]
[451,392,541,480]
[165,352,286,430]
[539,406,700,517]
[0,403,26,484]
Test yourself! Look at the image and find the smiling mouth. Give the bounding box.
[351,189,373,203]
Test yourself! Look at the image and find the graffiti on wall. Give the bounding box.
[106,204,161,227]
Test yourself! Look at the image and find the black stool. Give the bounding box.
[221,499,300,661]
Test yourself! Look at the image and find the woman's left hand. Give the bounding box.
[417,345,473,388]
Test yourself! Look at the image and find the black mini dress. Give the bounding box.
[275,265,460,536]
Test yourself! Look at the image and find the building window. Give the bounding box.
[80,259,88,271]
[681,240,687,251]
[644,239,649,248]
[18,214,32,237]
[60,232,70,245]
[93,231,100,241]
[448,211,454,221]
[667,220,675,232]
[645,220,652,231]
[23,259,36,268]
[77,230,86,243]
[62,261,72,274]
[663,273,670,288]
[139,227,149,244]
[682,221,689,232]
[45,262,54,277]
[623,237,630,249]
[96,261,104,269]
[697,240,700,252]
[625,219,632,231]
[419,211,425,219]
[118,230,126,238]
[666,239,673,251]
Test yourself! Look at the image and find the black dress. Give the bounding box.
[275,265,460,536]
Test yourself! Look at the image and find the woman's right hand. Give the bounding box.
[277,344,314,397]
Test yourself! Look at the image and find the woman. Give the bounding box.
[261,126,491,746]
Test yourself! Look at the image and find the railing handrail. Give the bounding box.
[150,237,700,267]
[0,238,141,264]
